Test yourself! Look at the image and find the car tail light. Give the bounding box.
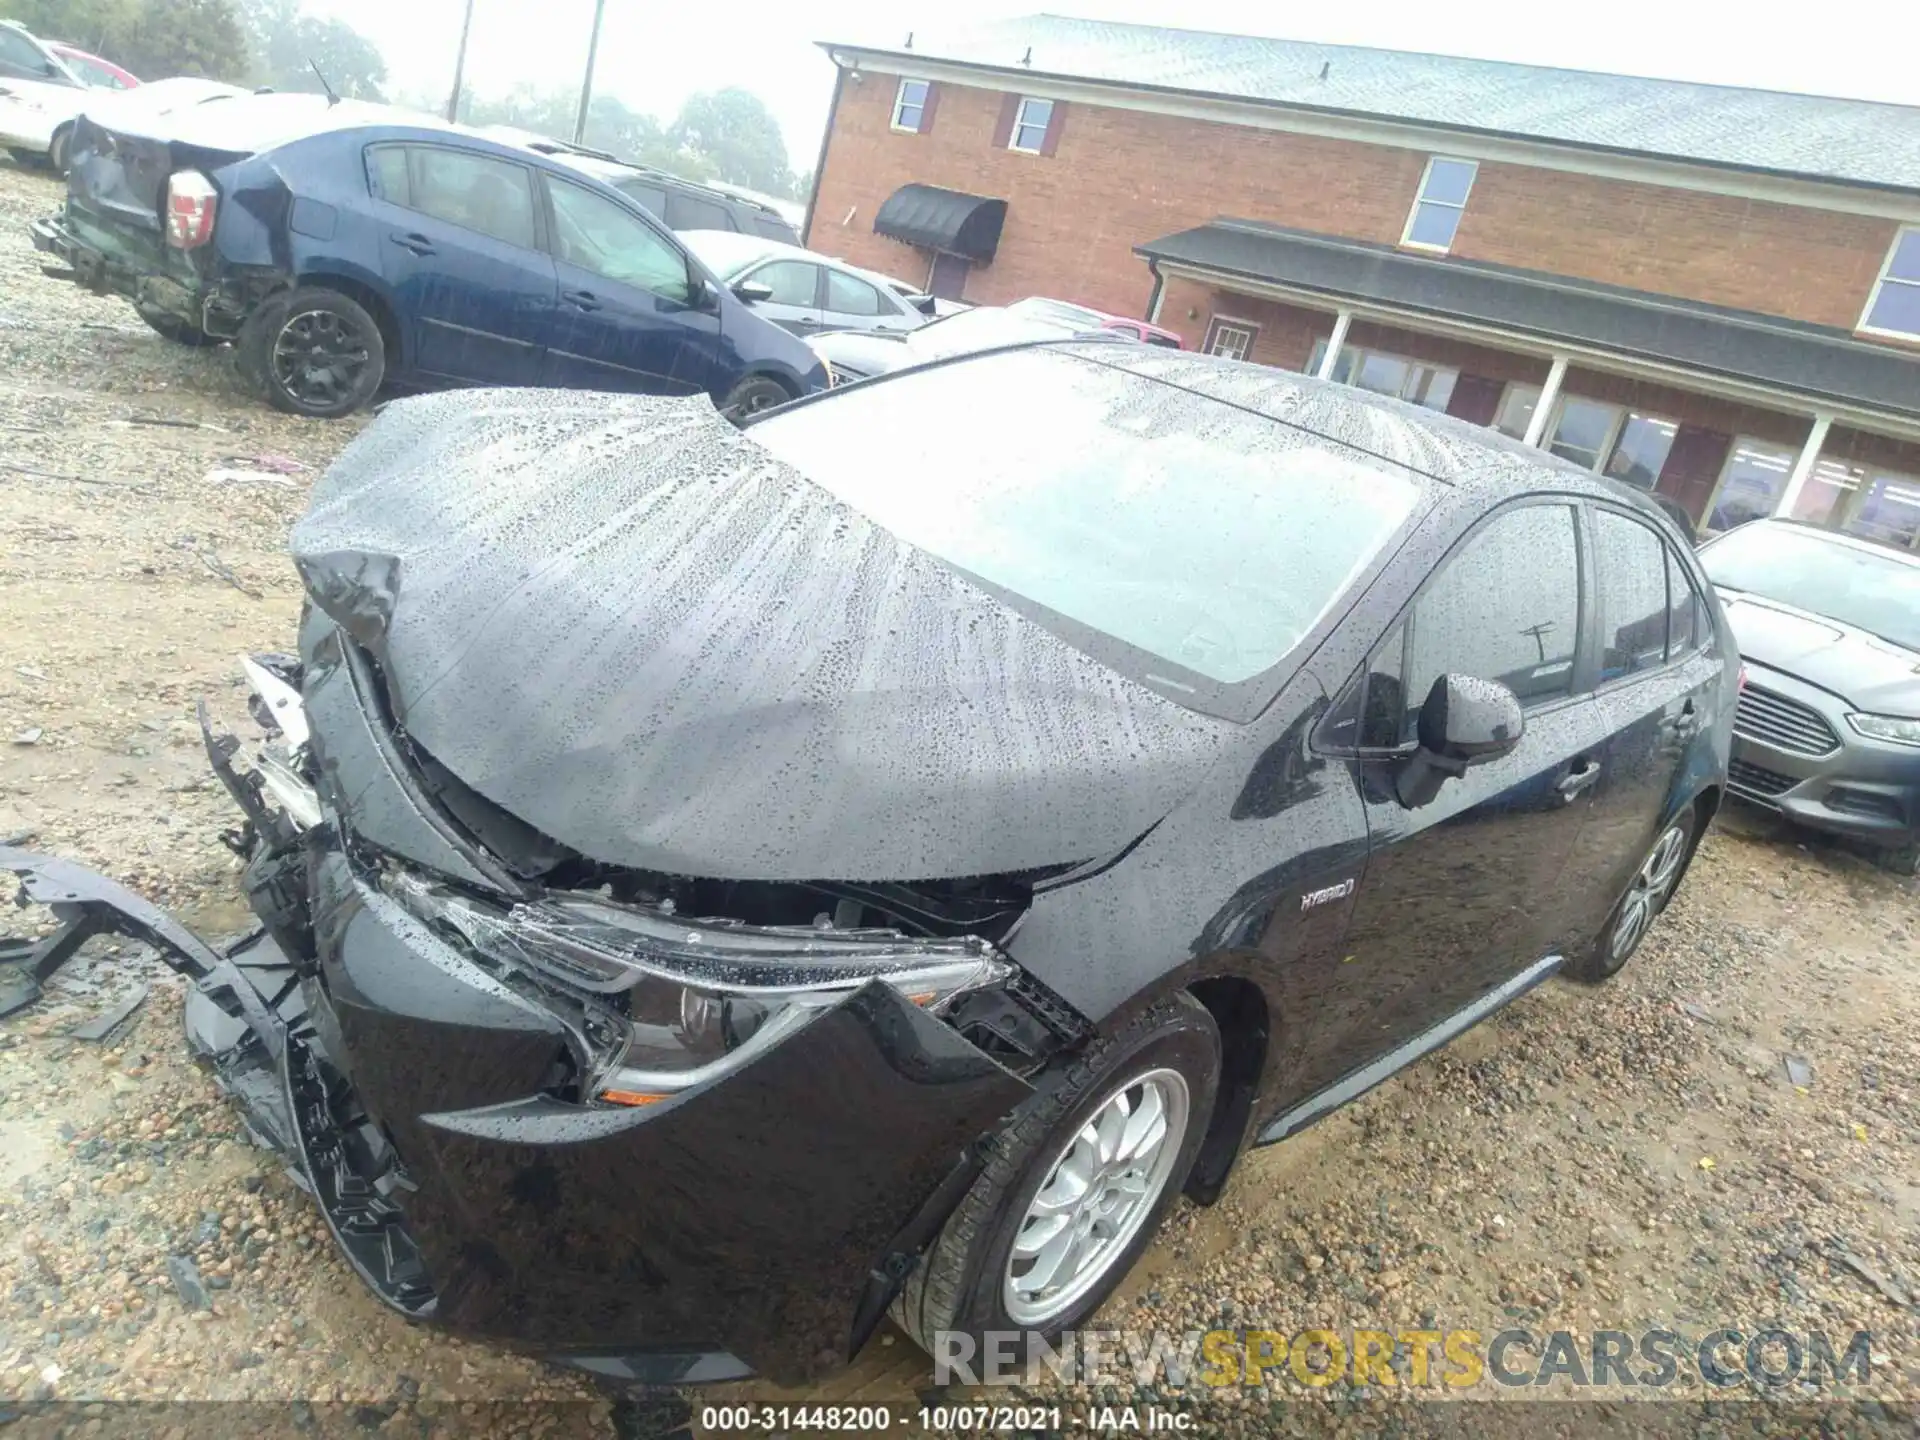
[165,170,217,249]
[1737,663,1749,692]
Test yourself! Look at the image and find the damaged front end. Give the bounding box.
[3,639,1085,1382]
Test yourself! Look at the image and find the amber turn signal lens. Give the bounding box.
[598,1089,668,1107]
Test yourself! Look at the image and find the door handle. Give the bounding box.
[561,288,601,312]
[1557,759,1602,802]
[389,231,435,257]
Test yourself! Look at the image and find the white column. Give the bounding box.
[1773,412,1833,518]
[1523,355,1568,447]
[1315,310,1353,381]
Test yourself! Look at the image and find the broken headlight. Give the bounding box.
[382,871,1010,1107]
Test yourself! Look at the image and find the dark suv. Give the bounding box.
[1,344,1735,1385]
[546,150,801,244]
[29,94,824,418]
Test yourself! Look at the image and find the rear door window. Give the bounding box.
[407,147,538,250]
[825,269,888,317]
[617,180,668,218]
[1404,503,1582,730]
[1593,509,1670,680]
[664,191,733,232]
[366,145,410,204]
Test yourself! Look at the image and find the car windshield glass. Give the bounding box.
[749,348,1424,704]
[678,229,776,280]
[1701,523,1920,653]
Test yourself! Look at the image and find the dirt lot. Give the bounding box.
[0,157,1914,1437]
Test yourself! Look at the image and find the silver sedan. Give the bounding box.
[679,230,927,338]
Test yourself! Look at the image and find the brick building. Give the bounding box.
[804,15,1920,546]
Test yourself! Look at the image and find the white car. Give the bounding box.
[0,20,92,171]
[679,229,928,337]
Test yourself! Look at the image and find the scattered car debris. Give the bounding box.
[123,413,228,432]
[1677,999,1713,1023]
[14,664,46,680]
[166,1253,212,1311]
[12,727,43,744]
[1830,1247,1914,1309]
[1783,1053,1813,1087]
[205,467,298,489]
[198,550,261,600]
[0,828,38,847]
[68,979,150,1041]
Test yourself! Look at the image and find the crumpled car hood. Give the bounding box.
[290,389,1235,882]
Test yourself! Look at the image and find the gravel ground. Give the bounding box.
[0,157,1914,1438]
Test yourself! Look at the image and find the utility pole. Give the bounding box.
[446,0,476,122]
[572,0,608,144]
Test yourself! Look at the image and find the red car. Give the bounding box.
[1024,297,1185,348]
[47,42,138,91]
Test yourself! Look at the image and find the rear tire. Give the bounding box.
[893,993,1219,1360]
[1872,842,1918,877]
[717,373,792,423]
[239,286,384,419]
[135,305,218,347]
[47,124,73,176]
[1569,809,1697,982]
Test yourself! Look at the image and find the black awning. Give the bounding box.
[873,184,1007,263]
[1136,219,1920,424]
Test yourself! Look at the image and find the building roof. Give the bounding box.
[1137,219,1920,424]
[824,14,1920,194]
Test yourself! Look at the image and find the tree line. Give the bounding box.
[0,0,805,199]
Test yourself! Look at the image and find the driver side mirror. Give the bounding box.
[732,279,774,304]
[1394,673,1524,808]
[908,293,938,316]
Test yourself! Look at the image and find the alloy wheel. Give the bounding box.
[1610,821,1689,964]
[1002,1067,1190,1326]
[271,309,371,411]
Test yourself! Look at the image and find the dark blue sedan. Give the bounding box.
[30,93,826,418]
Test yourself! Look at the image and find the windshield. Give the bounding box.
[678,229,776,280]
[749,347,1423,702]
[905,306,1094,360]
[1701,523,1920,653]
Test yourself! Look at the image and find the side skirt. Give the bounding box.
[1255,954,1563,1146]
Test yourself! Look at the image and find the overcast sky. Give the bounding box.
[304,0,1919,171]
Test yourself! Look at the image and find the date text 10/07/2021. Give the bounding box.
[700,1405,1195,1432]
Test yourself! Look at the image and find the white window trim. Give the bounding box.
[1857,224,1920,340]
[1203,315,1259,360]
[1008,95,1052,155]
[890,77,929,134]
[1701,435,1798,534]
[1400,156,1479,255]
[1542,395,1628,472]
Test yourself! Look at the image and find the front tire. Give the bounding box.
[717,373,792,423]
[1569,808,1696,982]
[239,286,384,419]
[47,124,73,176]
[893,993,1219,1358]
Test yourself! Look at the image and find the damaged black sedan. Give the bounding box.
[0,341,1734,1384]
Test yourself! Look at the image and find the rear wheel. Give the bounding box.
[135,305,218,347]
[47,124,73,176]
[893,993,1219,1357]
[1569,809,1696,982]
[717,373,792,423]
[240,286,385,419]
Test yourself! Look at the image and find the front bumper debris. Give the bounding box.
[1,655,1035,1383]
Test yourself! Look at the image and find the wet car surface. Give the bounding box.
[4,341,1735,1383]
